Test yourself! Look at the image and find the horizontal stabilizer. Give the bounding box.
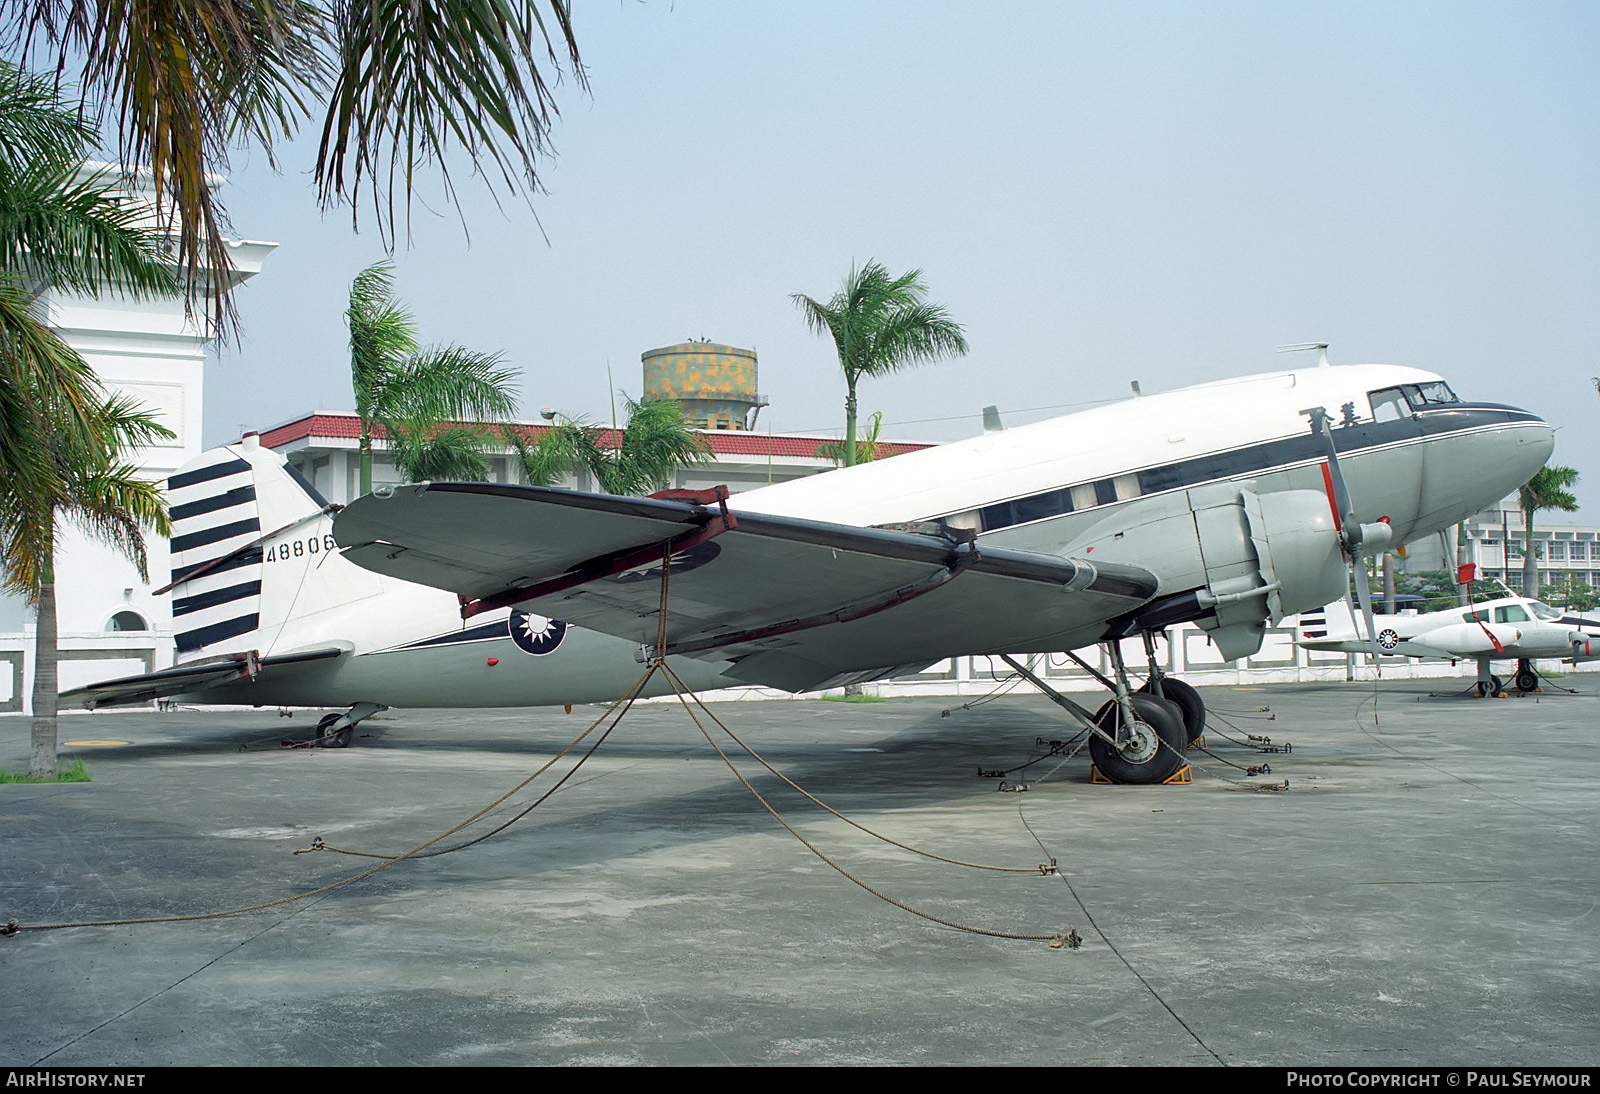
[60,647,346,709]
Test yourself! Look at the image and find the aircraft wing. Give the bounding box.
[59,647,347,709]
[335,482,1160,692]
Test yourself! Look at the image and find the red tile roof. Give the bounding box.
[255,413,932,459]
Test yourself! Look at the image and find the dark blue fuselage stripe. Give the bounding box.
[169,458,251,491]
[169,546,263,585]
[171,517,260,553]
[170,485,256,523]
[176,613,260,653]
[979,405,1537,534]
[173,580,262,617]
[396,620,513,649]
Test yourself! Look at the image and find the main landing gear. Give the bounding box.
[1473,659,1540,698]
[1002,631,1201,785]
[313,701,388,748]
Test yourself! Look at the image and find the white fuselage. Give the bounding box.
[1300,596,1600,662]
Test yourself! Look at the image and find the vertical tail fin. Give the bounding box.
[163,435,338,661]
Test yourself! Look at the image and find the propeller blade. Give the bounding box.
[1304,406,1363,552]
[1353,559,1383,671]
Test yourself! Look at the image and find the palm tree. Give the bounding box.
[0,61,180,776]
[2,394,173,777]
[0,62,176,542]
[504,396,709,496]
[792,261,968,466]
[347,261,519,495]
[1517,464,1580,597]
[4,1,585,335]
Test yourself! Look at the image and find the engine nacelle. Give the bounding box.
[1065,488,1347,661]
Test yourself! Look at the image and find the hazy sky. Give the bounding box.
[203,1,1600,517]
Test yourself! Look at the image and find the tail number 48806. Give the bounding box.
[266,534,338,562]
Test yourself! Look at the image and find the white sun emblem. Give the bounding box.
[1378,628,1400,650]
[509,610,567,656]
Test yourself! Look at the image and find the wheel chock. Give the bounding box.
[1188,734,1206,750]
[1090,764,1193,785]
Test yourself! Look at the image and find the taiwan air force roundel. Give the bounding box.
[509,610,568,656]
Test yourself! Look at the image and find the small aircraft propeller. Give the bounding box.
[1303,406,1393,667]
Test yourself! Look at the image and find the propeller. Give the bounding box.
[1303,406,1395,667]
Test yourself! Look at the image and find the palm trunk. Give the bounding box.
[1523,509,1539,598]
[29,556,58,779]
[359,431,373,496]
[843,380,858,468]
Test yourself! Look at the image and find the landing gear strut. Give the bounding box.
[1001,633,1195,785]
[1137,631,1206,742]
[1474,658,1505,699]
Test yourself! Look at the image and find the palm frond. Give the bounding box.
[504,419,604,487]
[3,0,581,334]
[0,59,97,171]
[388,422,494,483]
[603,396,708,495]
[0,161,178,299]
[315,0,586,244]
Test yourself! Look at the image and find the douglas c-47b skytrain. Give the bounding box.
[66,361,1554,783]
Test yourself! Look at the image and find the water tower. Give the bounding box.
[641,340,766,430]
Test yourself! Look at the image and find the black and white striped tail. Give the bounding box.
[167,452,263,655]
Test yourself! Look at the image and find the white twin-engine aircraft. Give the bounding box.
[1296,595,1600,697]
[66,362,1553,783]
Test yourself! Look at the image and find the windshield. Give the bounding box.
[1410,381,1458,406]
[1529,601,1563,621]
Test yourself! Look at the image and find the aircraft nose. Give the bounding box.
[1481,405,1555,499]
[1414,403,1554,535]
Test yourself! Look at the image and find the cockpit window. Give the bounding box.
[1411,381,1458,406]
[1368,387,1410,422]
[1495,604,1530,624]
[1370,382,1458,421]
[1529,601,1562,621]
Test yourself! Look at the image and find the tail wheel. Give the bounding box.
[1089,695,1187,784]
[315,713,354,748]
[1138,678,1206,742]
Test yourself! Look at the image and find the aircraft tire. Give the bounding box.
[1492,674,1505,696]
[1139,678,1205,742]
[315,713,354,749]
[1089,695,1187,785]
[1515,666,1538,693]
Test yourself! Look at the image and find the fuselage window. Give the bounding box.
[1494,605,1529,624]
[1093,479,1117,506]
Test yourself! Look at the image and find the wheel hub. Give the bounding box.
[1118,720,1161,764]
